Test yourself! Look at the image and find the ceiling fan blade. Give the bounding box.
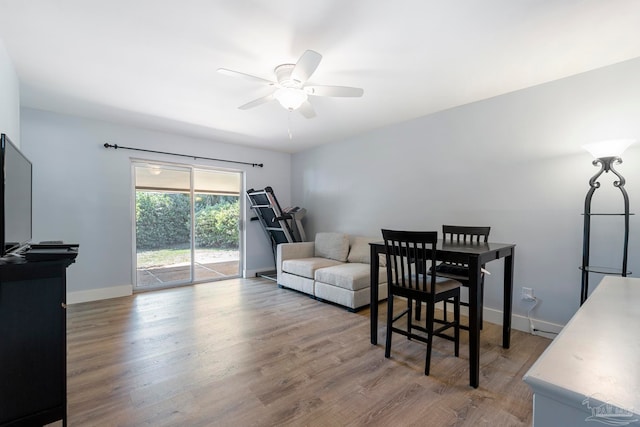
[305,85,364,97]
[217,68,275,86]
[238,93,275,110]
[297,100,316,118]
[291,50,322,85]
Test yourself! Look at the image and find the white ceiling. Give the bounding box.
[1,1,640,153]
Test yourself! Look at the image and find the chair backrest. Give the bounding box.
[381,229,438,295]
[442,225,490,244]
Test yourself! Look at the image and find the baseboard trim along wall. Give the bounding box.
[435,302,564,336]
[67,284,133,305]
[67,271,270,305]
[483,306,564,337]
[245,268,278,280]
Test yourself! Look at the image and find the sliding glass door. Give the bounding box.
[133,161,242,289]
[193,168,242,282]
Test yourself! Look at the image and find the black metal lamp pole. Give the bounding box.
[580,156,630,305]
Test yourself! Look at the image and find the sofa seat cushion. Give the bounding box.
[282,257,344,279]
[315,263,387,291]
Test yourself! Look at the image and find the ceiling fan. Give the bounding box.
[218,50,364,118]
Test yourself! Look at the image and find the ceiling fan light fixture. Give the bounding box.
[220,50,362,118]
[274,87,307,110]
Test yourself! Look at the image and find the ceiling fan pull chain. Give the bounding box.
[288,111,293,140]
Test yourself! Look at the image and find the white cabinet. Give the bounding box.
[523,276,640,426]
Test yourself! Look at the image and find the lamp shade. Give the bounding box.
[582,139,636,159]
[274,88,308,110]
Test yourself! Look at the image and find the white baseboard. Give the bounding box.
[67,272,272,304]
[435,302,564,337]
[245,268,277,279]
[67,284,133,305]
[483,307,564,337]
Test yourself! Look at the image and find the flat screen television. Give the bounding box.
[0,133,32,257]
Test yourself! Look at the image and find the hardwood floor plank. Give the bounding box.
[59,278,550,426]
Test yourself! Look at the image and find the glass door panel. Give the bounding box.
[193,169,241,281]
[134,163,192,288]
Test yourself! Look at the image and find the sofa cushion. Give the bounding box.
[347,236,387,267]
[282,257,343,279]
[347,236,386,266]
[315,263,387,291]
[314,232,349,262]
[347,236,374,263]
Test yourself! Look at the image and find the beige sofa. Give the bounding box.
[276,232,388,311]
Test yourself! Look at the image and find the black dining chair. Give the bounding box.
[381,229,461,375]
[434,225,491,330]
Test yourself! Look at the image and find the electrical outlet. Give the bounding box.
[521,287,535,301]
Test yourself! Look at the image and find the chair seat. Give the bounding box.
[406,273,461,293]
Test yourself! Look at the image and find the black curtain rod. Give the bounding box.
[103,143,264,168]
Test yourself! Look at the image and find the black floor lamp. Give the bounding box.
[580,139,635,305]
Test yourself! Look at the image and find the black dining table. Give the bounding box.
[369,239,516,388]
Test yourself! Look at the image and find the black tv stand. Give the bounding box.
[0,252,26,264]
[0,252,78,427]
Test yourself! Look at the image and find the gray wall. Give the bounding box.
[21,108,291,302]
[0,38,20,144]
[292,57,640,328]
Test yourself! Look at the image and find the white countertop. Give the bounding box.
[523,276,640,421]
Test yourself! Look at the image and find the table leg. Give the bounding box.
[503,250,514,349]
[370,244,379,345]
[468,256,481,388]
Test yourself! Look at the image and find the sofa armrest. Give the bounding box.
[277,241,315,278]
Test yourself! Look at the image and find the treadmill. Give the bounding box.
[246,187,307,280]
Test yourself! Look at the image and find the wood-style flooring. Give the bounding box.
[58,278,550,426]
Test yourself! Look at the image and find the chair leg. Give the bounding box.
[385,295,394,358]
[454,294,460,357]
[424,299,435,376]
[407,298,413,339]
[415,299,421,321]
[480,279,485,330]
[442,300,448,322]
